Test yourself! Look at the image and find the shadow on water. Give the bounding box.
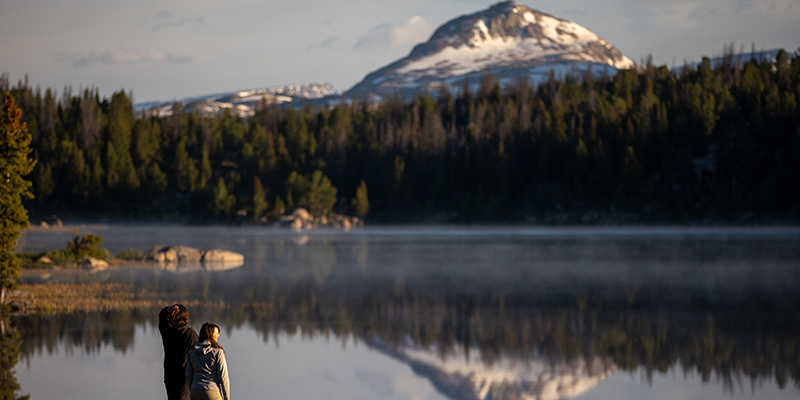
[9,226,800,399]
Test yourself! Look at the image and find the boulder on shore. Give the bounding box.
[274,207,363,231]
[292,208,312,222]
[39,215,64,228]
[36,256,53,264]
[202,249,245,264]
[147,245,204,263]
[146,246,245,272]
[80,257,109,271]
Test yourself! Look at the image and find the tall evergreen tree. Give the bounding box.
[0,93,36,304]
[211,177,235,216]
[105,91,139,195]
[353,180,369,218]
[303,170,337,216]
[251,177,268,221]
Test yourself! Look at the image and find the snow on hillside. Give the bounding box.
[398,6,632,77]
[134,82,337,117]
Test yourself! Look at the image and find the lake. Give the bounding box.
[8,225,800,400]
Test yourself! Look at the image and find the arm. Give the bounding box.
[185,349,195,388]
[184,328,198,353]
[218,351,230,400]
[158,307,169,332]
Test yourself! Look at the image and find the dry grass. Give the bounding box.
[15,283,221,315]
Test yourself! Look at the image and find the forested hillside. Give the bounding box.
[3,49,799,223]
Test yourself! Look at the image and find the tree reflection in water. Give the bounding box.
[10,229,800,399]
[0,319,30,400]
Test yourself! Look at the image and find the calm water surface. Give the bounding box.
[9,225,800,400]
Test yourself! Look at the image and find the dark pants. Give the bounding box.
[165,381,191,400]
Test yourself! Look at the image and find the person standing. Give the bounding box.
[159,304,199,400]
[186,322,230,400]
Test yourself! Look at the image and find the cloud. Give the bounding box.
[54,50,193,68]
[734,0,754,12]
[306,36,341,52]
[355,16,433,51]
[654,0,794,24]
[733,0,799,13]
[155,8,174,18]
[320,36,339,48]
[150,8,204,31]
[688,5,717,19]
[355,23,393,50]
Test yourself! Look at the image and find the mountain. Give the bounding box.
[134,82,337,117]
[346,1,634,100]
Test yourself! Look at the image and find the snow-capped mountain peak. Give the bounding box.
[135,82,337,117]
[410,1,630,66]
[347,1,634,99]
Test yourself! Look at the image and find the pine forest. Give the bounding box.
[3,50,799,224]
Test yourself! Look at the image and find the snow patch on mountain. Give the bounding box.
[135,82,337,117]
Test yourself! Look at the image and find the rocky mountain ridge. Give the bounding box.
[133,3,789,116]
[134,82,337,117]
[135,2,638,114]
[345,1,634,99]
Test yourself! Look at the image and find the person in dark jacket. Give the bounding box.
[159,304,199,400]
[186,322,230,400]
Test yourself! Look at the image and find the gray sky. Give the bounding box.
[2,0,798,103]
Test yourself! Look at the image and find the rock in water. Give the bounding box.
[80,257,109,271]
[146,245,245,272]
[147,245,204,263]
[202,249,245,264]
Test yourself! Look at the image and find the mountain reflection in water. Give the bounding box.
[11,226,800,400]
[370,338,617,400]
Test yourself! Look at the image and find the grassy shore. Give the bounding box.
[9,282,222,315]
[15,283,163,314]
[8,228,235,315]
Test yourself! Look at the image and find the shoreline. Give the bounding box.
[7,279,228,316]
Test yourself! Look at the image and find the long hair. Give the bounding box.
[167,304,189,327]
[199,322,224,351]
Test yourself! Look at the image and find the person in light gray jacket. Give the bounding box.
[186,323,230,400]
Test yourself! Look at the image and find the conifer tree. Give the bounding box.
[252,177,268,221]
[271,196,286,219]
[0,93,36,304]
[105,91,139,195]
[211,177,235,216]
[303,170,337,216]
[197,144,212,191]
[353,180,369,218]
